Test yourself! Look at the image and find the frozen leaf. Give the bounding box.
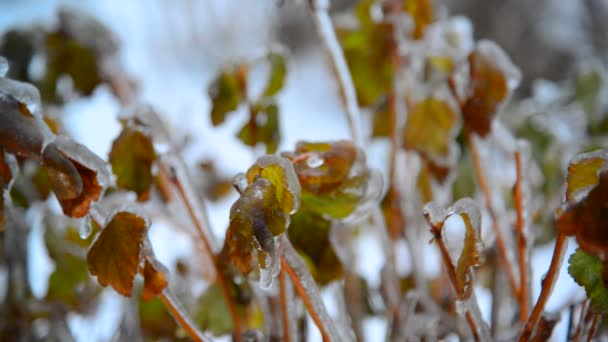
[42,140,105,218]
[403,97,459,161]
[288,208,343,285]
[142,258,168,301]
[208,67,245,126]
[424,198,482,298]
[0,77,41,116]
[462,41,519,137]
[565,150,608,202]
[220,177,287,274]
[0,92,44,158]
[262,52,286,98]
[568,249,608,313]
[237,101,281,153]
[57,8,119,57]
[86,211,147,296]
[109,126,156,201]
[556,168,608,257]
[246,155,301,215]
[403,0,434,39]
[0,148,12,188]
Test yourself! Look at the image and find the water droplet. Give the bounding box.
[78,215,92,239]
[306,153,324,168]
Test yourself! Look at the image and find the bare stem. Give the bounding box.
[157,161,243,340]
[519,233,568,341]
[307,0,362,145]
[587,314,601,342]
[514,149,529,321]
[280,236,344,342]
[279,268,295,342]
[160,290,210,342]
[466,129,519,298]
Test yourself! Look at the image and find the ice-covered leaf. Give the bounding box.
[568,249,608,313]
[0,92,44,158]
[246,155,301,215]
[142,258,168,301]
[42,140,105,218]
[109,126,156,201]
[208,67,245,126]
[424,198,482,298]
[462,41,519,137]
[262,52,286,98]
[556,168,608,257]
[237,101,281,153]
[403,97,458,160]
[288,208,343,285]
[220,177,288,274]
[565,150,608,202]
[86,211,147,296]
[403,0,434,39]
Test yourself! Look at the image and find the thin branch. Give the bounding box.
[587,314,601,342]
[519,233,568,341]
[307,0,363,145]
[160,290,210,342]
[573,300,589,341]
[466,129,519,298]
[157,161,243,340]
[514,149,529,321]
[279,268,296,342]
[280,236,345,342]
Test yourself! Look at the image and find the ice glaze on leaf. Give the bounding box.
[556,169,608,257]
[262,52,286,98]
[568,249,608,313]
[288,208,343,285]
[208,67,245,126]
[109,127,156,201]
[403,97,458,160]
[246,155,301,215]
[0,92,44,158]
[403,0,434,39]
[461,43,515,137]
[237,101,281,153]
[142,258,168,301]
[565,150,608,202]
[293,140,357,193]
[86,211,147,296]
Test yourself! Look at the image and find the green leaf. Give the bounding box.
[195,284,236,336]
[262,53,286,98]
[237,101,281,153]
[87,211,147,296]
[109,127,157,201]
[208,67,245,126]
[568,249,608,313]
[246,155,301,215]
[403,97,459,160]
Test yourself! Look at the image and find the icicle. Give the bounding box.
[78,215,92,239]
[259,237,282,289]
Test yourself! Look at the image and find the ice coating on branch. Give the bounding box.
[0,56,8,78]
[52,135,111,189]
[423,201,447,230]
[0,78,42,118]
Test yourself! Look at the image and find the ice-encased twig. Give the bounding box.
[279,266,298,342]
[160,289,211,342]
[307,0,362,146]
[280,235,352,342]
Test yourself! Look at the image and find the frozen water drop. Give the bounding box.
[306,153,324,168]
[0,56,8,78]
[79,215,92,239]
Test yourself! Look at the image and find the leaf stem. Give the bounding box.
[160,290,209,342]
[157,161,243,341]
[466,129,519,298]
[307,0,362,145]
[280,236,344,342]
[514,149,529,321]
[519,233,568,341]
[279,268,294,342]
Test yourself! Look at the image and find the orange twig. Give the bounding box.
[519,233,567,341]
[279,269,292,342]
[160,290,209,342]
[514,150,529,321]
[466,129,519,298]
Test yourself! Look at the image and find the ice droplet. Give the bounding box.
[232,173,248,194]
[79,215,92,239]
[306,153,324,168]
[0,56,8,78]
[259,237,281,289]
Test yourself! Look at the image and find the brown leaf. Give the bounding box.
[0,92,44,158]
[87,211,147,296]
[293,140,357,193]
[142,258,168,301]
[565,150,608,202]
